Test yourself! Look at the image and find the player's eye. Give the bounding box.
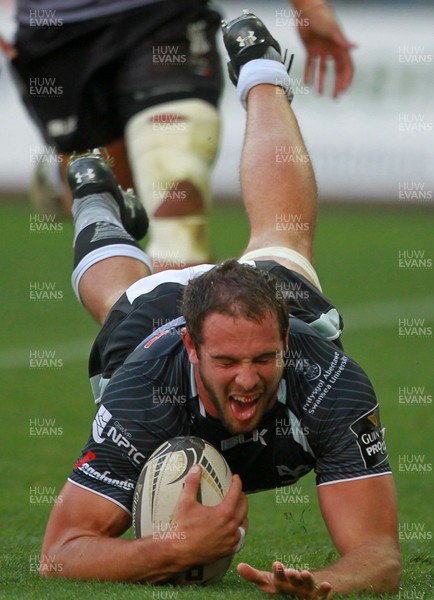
[215,358,236,368]
[254,355,274,365]
[219,361,235,368]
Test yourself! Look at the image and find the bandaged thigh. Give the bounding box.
[240,246,322,291]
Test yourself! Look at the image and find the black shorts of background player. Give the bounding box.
[1,0,355,270]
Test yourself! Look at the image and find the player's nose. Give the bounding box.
[234,363,260,391]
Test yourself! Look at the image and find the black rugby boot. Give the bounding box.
[221,9,293,86]
[67,149,149,241]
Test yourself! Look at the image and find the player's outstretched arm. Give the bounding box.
[238,474,401,597]
[290,0,356,97]
[40,467,247,581]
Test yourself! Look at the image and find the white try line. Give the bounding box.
[0,294,432,370]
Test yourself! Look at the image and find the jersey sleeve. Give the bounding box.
[69,353,191,513]
[308,353,391,486]
[285,324,392,486]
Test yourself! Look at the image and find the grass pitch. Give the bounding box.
[0,199,433,599]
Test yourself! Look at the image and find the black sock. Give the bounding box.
[73,222,142,268]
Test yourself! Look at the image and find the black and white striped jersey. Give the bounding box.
[69,262,390,513]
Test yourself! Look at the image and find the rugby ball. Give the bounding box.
[132,436,233,585]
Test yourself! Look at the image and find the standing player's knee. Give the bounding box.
[125,99,220,266]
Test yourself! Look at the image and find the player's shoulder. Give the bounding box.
[283,317,377,414]
[124,316,186,365]
[253,260,344,343]
[100,316,191,413]
[286,314,342,350]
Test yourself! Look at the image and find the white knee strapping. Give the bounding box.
[125,99,220,264]
[240,246,322,291]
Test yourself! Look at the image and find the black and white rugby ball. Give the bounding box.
[132,436,233,585]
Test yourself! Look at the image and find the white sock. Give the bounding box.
[237,59,293,110]
[72,192,122,245]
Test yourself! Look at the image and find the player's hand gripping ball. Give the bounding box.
[132,436,235,584]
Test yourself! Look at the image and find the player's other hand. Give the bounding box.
[238,560,332,598]
[297,3,356,97]
[172,465,248,566]
[0,37,17,59]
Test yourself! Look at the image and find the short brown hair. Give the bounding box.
[182,259,289,348]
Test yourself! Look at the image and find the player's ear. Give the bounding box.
[181,327,200,365]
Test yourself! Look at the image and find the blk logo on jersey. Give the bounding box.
[221,429,268,451]
[350,407,388,468]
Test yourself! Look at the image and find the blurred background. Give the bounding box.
[1,0,433,201]
[0,2,433,597]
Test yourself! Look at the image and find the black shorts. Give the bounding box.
[89,261,344,390]
[12,0,223,152]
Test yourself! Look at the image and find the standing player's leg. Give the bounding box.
[222,12,320,289]
[13,14,143,220]
[68,151,152,325]
[123,5,222,271]
[125,99,220,271]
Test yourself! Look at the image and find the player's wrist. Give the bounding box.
[137,535,186,578]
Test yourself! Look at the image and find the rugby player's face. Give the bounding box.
[184,313,285,434]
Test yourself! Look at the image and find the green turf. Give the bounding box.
[0,200,433,598]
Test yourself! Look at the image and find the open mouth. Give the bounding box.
[229,393,261,422]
